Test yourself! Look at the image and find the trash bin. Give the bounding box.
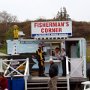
[7,77,12,90]
[8,77,25,90]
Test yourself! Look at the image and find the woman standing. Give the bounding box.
[54,47,61,60]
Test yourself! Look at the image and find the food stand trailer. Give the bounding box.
[6,21,87,90]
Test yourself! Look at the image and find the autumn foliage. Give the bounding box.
[0,21,90,43]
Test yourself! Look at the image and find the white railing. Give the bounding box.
[70,58,85,77]
[0,58,29,90]
[65,56,86,90]
[66,56,70,90]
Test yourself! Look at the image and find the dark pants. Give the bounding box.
[38,60,45,76]
[62,59,66,76]
[62,57,70,76]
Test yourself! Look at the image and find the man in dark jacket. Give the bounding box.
[48,60,58,90]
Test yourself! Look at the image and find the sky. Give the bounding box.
[0,0,90,22]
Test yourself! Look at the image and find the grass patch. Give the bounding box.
[0,43,7,54]
[0,48,7,54]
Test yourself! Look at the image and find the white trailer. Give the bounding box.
[6,37,86,78]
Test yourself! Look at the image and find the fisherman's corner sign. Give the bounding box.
[31,21,72,38]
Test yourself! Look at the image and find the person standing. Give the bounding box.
[60,48,66,76]
[36,46,45,76]
[48,60,58,90]
[54,47,61,60]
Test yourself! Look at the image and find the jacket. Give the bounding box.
[49,62,58,78]
[0,76,8,90]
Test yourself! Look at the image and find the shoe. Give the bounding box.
[42,74,47,77]
[62,74,66,76]
[39,75,42,77]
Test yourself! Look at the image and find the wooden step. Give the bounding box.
[27,76,69,90]
[27,87,48,90]
[27,78,68,90]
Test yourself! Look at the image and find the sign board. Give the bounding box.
[7,40,39,55]
[31,21,72,38]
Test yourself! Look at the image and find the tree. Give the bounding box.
[0,11,18,23]
[55,7,71,21]
[5,26,14,40]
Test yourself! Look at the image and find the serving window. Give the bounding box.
[43,42,61,60]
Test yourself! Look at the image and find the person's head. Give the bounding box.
[38,45,43,50]
[38,46,42,52]
[61,48,65,52]
[38,49,41,52]
[55,47,60,53]
[49,60,54,64]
